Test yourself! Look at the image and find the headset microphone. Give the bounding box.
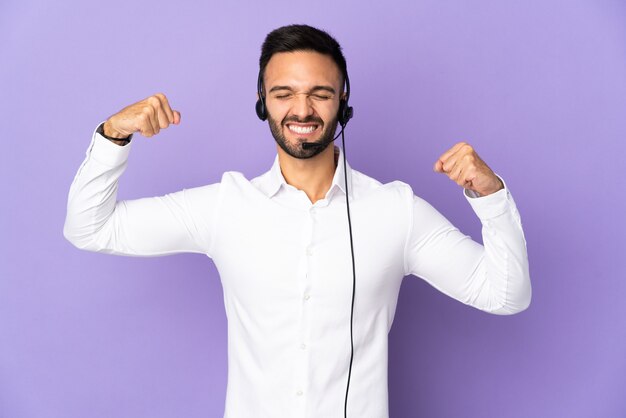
[301,142,320,150]
[301,125,346,150]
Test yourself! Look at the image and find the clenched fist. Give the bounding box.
[103,93,181,142]
[434,142,504,196]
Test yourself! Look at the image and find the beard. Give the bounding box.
[268,113,339,159]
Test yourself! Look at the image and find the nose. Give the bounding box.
[291,93,314,120]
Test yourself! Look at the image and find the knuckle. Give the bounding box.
[147,96,161,107]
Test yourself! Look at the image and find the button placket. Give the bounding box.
[295,210,313,406]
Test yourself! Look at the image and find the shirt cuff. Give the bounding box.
[463,175,514,220]
[89,122,133,167]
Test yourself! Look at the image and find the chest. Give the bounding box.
[210,188,408,313]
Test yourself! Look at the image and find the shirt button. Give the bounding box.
[296,390,303,396]
[304,294,311,301]
[306,247,313,256]
[300,343,306,350]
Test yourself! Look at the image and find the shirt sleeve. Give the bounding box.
[404,179,531,315]
[63,125,219,257]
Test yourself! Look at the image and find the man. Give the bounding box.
[64,24,531,418]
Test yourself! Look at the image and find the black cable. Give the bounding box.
[341,125,356,418]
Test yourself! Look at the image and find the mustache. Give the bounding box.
[282,115,324,125]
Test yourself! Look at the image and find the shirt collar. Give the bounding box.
[265,146,353,199]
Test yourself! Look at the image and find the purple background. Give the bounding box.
[1,0,625,417]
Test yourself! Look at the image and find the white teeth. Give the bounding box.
[288,125,316,134]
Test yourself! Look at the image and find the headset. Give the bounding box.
[255,70,353,127]
[256,67,357,418]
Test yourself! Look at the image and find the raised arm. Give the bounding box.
[405,142,531,315]
[63,94,217,257]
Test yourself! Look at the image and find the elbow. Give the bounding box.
[63,224,82,249]
[512,273,533,314]
[490,281,532,316]
[63,219,94,251]
[506,293,532,315]
[519,287,532,313]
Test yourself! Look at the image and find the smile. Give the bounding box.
[287,124,319,135]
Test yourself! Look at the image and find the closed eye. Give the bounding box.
[273,93,331,100]
[311,94,332,100]
[268,85,336,101]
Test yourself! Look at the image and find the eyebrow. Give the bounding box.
[268,85,337,94]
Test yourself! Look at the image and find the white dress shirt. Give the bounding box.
[64,128,531,418]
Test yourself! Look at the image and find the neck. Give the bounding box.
[277,145,338,204]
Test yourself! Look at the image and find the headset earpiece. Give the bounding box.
[256,71,268,121]
[256,97,267,121]
[338,99,353,127]
[338,73,353,127]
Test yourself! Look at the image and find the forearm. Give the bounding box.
[63,128,131,252]
[406,182,532,315]
[464,187,531,314]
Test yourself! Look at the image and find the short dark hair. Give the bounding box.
[259,24,348,88]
